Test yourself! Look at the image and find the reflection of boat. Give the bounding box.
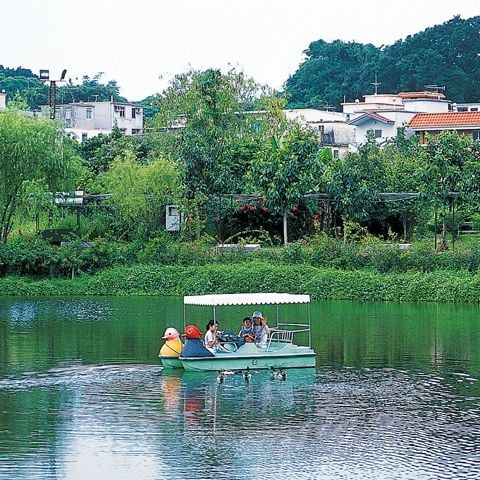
[161,293,316,371]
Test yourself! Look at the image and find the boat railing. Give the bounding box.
[267,325,310,350]
[276,322,310,330]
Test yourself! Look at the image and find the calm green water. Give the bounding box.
[0,297,479,479]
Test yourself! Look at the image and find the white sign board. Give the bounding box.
[166,205,181,232]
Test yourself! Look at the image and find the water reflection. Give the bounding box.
[0,364,478,479]
[0,298,480,479]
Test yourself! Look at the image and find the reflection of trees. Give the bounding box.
[313,301,480,377]
[0,297,183,375]
[0,388,71,476]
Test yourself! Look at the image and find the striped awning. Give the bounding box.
[184,293,310,306]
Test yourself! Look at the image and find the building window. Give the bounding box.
[86,107,92,119]
[114,105,126,117]
[471,108,478,112]
[132,107,136,119]
[81,133,88,142]
[333,149,339,158]
[472,130,480,141]
[457,106,468,112]
[132,128,142,135]
[374,129,382,138]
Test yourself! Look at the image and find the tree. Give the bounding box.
[419,131,480,250]
[99,152,182,239]
[0,110,83,242]
[247,102,322,244]
[58,73,126,104]
[285,39,380,110]
[153,68,263,196]
[285,16,480,110]
[383,134,424,240]
[323,131,386,241]
[152,68,266,238]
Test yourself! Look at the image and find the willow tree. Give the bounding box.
[98,152,182,239]
[0,110,83,242]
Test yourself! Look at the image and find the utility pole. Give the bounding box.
[40,69,67,120]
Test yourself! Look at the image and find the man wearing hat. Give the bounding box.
[252,311,270,348]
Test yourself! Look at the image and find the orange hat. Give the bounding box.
[184,324,202,339]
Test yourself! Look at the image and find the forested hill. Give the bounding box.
[284,15,480,110]
[0,67,127,109]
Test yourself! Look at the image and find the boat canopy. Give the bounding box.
[184,293,310,306]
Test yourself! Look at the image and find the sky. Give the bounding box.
[1,0,479,101]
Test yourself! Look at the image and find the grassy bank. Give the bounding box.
[1,261,479,303]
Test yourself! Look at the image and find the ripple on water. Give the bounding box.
[0,366,479,480]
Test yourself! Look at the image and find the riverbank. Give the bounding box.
[1,262,479,303]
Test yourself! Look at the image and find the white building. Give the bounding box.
[0,91,6,111]
[284,108,355,158]
[453,103,480,112]
[344,91,450,145]
[40,101,143,141]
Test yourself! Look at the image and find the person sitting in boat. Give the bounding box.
[252,311,270,348]
[239,316,255,343]
[205,319,228,354]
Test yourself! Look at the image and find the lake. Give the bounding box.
[0,297,479,479]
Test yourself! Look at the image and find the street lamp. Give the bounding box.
[40,69,67,120]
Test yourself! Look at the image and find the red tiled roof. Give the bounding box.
[408,112,480,128]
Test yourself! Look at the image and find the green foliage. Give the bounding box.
[0,66,47,109]
[96,152,182,240]
[0,110,83,242]
[323,132,386,228]
[1,260,480,303]
[152,68,265,199]
[285,39,379,109]
[0,236,131,278]
[285,16,480,109]
[57,73,126,104]
[382,136,424,239]
[0,69,126,110]
[419,131,478,249]
[377,16,480,102]
[80,127,157,177]
[248,121,322,215]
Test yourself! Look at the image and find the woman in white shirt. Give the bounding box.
[205,319,220,354]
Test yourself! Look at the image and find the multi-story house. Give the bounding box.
[40,101,144,141]
[344,91,450,145]
[284,109,355,158]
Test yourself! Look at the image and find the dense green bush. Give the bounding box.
[2,233,480,288]
[0,238,56,277]
[0,237,131,278]
[1,262,480,303]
